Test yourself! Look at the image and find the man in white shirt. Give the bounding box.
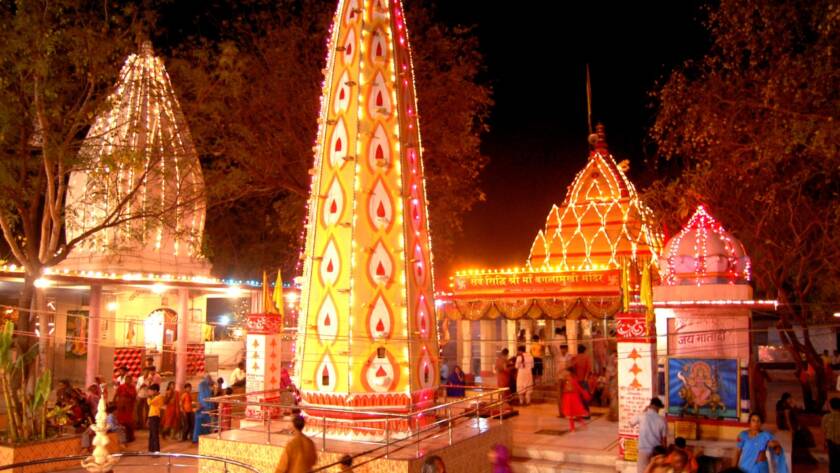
[230,361,247,387]
[632,398,667,473]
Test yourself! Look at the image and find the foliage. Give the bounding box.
[168,0,492,278]
[0,321,53,443]
[645,0,839,408]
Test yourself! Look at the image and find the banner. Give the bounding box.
[451,270,620,296]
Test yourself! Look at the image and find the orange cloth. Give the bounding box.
[274,432,317,473]
[181,392,194,413]
[573,354,591,382]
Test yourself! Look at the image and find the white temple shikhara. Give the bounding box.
[64,40,209,277]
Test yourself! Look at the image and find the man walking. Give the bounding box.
[823,397,840,472]
[275,415,317,473]
[632,398,667,473]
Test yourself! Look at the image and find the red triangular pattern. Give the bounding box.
[329,199,337,214]
[324,313,331,326]
[376,91,384,107]
[376,43,383,57]
[375,318,385,332]
[326,259,334,273]
[335,137,342,152]
[376,201,386,218]
[376,261,386,276]
[375,144,384,161]
[339,87,346,100]
[375,366,387,377]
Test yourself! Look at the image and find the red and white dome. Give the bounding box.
[661,205,750,285]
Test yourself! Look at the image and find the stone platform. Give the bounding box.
[198,415,511,473]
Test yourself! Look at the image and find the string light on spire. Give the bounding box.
[661,205,751,286]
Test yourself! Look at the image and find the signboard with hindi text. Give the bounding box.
[451,269,620,296]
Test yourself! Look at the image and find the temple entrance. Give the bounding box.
[144,308,178,373]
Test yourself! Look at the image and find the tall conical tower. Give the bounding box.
[295,0,439,435]
[63,41,209,276]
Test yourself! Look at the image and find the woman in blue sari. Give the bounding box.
[735,412,788,473]
[192,376,214,442]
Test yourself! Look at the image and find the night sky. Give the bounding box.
[435,1,708,272]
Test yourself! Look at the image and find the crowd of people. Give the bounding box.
[54,356,246,455]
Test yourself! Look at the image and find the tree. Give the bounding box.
[0,1,134,363]
[168,0,492,279]
[645,0,839,409]
[0,2,202,368]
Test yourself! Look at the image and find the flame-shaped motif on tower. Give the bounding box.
[295,0,439,419]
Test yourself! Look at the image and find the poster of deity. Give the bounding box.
[667,358,739,419]
[65,310,89,358]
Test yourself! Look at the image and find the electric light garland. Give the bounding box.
[293,0,438,415]
[64,41,208,276]
[662,205,751,286]
[527,146,662,272]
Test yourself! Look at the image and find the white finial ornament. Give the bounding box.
[80,394,119,472]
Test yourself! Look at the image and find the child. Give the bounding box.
[81,403,127,453]
[220,387,233,431]
[180,383,194,441]
[147,384,164,452]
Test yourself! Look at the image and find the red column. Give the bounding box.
[616,311,657,462]
[85,285,102,387]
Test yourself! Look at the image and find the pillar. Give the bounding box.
[616,311,657,462]
[566,319,578,355]
[506,319,517,355]
[85,285,102,387]
[245,313,284,419]
[176,288,190,391]
[479,319,495,375]
[459,320,471,374]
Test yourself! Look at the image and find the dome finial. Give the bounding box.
[588,122,608,153]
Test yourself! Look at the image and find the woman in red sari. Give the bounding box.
[559,367,589,432]
[114,374,137,442]
[161,381,180,439]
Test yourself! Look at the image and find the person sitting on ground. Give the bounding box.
[81,403,127,453]
[643,446,671,473]
[672,437,698,473]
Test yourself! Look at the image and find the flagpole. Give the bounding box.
[586,64,593,135]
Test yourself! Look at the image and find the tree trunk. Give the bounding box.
[34,287,50,374]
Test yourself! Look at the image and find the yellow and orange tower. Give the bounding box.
[295,0,439,435]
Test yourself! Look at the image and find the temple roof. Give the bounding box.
[62,41,209,277]
[527,125,662,271]
[661,205,751,285]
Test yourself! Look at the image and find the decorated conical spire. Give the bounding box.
[295,0,438,427]
[63,41,208,276]
[528,124,662,271]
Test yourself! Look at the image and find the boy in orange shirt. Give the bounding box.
[180,383,194,441]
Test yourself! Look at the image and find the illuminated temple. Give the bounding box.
[438,125,662,376]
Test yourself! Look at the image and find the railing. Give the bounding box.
[203,384,511,469]
[0,451,260,472]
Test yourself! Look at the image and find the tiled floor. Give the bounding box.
[215,415,495,460]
